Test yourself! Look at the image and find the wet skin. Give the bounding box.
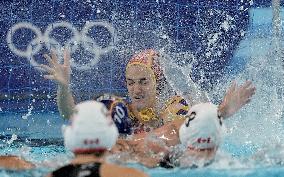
[126,64,157,112]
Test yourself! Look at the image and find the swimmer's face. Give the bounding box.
[126,65,156,111]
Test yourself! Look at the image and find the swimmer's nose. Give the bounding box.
[133,83,143,94]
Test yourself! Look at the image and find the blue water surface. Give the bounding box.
[0,112,283,177]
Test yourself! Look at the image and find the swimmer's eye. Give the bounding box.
[185,111,196,127]
[140,80,149,85]
[126,81,135,86]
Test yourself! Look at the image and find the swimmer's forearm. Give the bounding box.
[57,85,75,119]
[133,120,182,146]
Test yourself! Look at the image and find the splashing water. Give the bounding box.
[5,1,284,174]
[21,106,33,120]
[141,6,284,169]
[211,8,284,165]
[7,134,17,145]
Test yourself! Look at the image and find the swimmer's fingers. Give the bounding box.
[63,48,71,67]
[43,75,55,80]
[246,86,256,97]
[50,49,60,66]
[243,90,255,105]
[43,54,55,67]
[240,97,252,108]
[43,52,60,70]
[239,81,253,93]
[240,84,256,100]
[62,49,71,76]
[39,64,55,74]
[239,87,255,107]
[227,81,237,95]
[242,80,253,89]
[246,83,256,96]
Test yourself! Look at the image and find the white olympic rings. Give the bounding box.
[7,21,116,70]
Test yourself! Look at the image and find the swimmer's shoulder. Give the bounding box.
[161,95,190,122]
[101,163,149,177]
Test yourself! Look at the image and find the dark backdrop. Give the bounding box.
[0,0,273,113]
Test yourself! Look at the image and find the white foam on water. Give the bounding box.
[22,106,33,120]
[7,134,17,145]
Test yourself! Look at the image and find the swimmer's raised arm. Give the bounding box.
[40,49,75,119]
[114,78,256,153]
[218,80,256,119]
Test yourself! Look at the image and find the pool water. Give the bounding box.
[1,112,284,177]
[1,1,284,176]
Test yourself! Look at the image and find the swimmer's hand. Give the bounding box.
[40,49,71,88]
[218,80,256,119]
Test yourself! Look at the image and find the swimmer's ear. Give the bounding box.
[185,111,196,127]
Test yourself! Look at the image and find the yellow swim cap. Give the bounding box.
[126,49,163,82]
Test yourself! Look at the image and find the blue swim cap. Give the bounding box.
[97,94,132,134]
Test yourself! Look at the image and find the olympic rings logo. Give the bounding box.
[7,21,116,70]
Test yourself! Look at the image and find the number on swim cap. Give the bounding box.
[111,101,132,134]
[113,105,125,124]
[185,111,196,127]
[97,94,132,134]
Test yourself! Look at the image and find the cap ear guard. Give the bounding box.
[96,94,132,134]
[185,111,196,127]
[179,103,225,151]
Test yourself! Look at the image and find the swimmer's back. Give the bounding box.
[50,162,149,177]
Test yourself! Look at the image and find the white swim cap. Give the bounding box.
[179,103,224,151]
[63,101,119,153]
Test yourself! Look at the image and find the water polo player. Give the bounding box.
[48,101,148,177]
[112,103,226,168]
[178,103,225,168]
[41,49,255,135]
